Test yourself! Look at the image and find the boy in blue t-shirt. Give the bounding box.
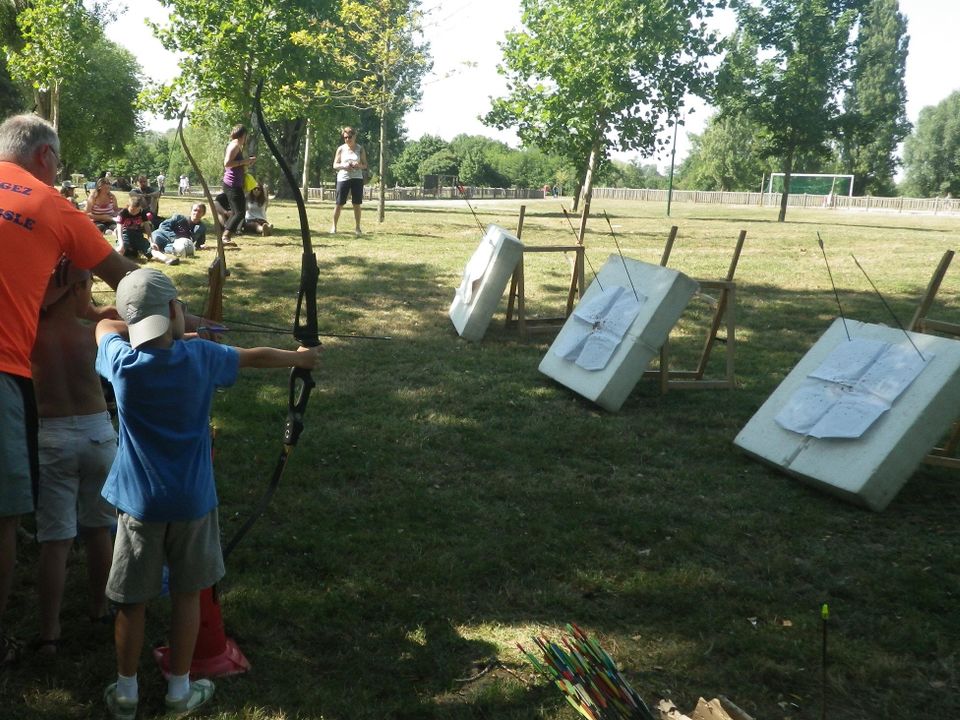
[95,268,320,719]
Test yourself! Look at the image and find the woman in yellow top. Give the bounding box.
[330,126,368,237]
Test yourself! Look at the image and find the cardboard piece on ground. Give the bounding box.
[539,255,698,411]
[656,697,738,720]
[734,318,960,511]
[449,224,523,341]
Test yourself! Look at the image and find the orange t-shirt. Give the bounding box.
[0,161,113,378]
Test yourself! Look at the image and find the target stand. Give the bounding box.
[505,205,585,337]
[645,227,747,394]
[909,249,960,468]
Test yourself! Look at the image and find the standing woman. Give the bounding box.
[330,126,367,237]
[221,124,255,246]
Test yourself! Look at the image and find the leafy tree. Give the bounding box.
[0,0,26,115]
[166,116,231,189]
[678,114,772,191]
[840,0,910,196]
[418,148,458,178]
[902,91,960,198]
[391,134,448,186]
[5,0,99,130]
[113,132,171,183]
[57,34,142,177]
[293,0,431,221]
[0,1,139,177]
[601,159,669,190]
[485,0,725,234]
[150,0,337,197]
[0,54,24,117]
[717,1,859,221]
[457,146,509,187]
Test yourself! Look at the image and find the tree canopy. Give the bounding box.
[485,0,726,218]
[902,91,960,198]
[292,0,431,220]
[717,0,860,220]
[841,0,910,196]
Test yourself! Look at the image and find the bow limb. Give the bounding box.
[254,79,320,444]
[222,81,319,560]
[177,106,227,324]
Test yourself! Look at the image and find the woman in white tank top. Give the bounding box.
[330,126,368,237]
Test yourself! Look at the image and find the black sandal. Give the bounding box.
[1,634,23,665]
[32,637,60,656]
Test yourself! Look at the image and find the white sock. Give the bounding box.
[166,672,190,701]
[116,673,138,702]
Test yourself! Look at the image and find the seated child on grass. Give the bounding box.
[118,195,179,266]
[95,268,320,719]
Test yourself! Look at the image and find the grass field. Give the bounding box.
[5,197,960,719]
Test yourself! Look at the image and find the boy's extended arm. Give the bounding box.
[95,318,128,345]
[236,345,320,370]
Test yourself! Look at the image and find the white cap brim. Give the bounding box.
[127,314,170,349]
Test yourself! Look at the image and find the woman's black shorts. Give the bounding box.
[335,178,364,206]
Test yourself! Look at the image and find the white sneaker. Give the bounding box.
[355,228,362,237]
[165,678,215,715]
[329,225,337,235]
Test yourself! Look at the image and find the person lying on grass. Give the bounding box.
[94,268,320,719]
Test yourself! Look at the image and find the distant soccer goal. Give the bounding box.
[767,173,854,196]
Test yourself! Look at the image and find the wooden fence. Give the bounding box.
[174,182,960,216]
[305,184,544,202]
[589,187,960,215]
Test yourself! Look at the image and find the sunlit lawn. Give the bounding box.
[5,195,960,719]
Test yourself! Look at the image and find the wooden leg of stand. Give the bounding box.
[659,340,670,396]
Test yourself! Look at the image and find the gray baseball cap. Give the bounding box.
[115,268,177,348]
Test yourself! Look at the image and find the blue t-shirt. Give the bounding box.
[96,333,240,522]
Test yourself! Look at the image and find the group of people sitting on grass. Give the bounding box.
[58,173,272,263]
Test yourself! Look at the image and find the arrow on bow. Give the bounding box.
[222,79,320,560]
[177,106,228,324]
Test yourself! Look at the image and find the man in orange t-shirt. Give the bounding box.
[0,113,140,663]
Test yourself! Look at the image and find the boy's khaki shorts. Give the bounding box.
[106,508,225,604]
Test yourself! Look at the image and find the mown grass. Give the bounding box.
[4,196,959,719]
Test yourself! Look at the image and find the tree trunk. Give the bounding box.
[778,151,794,222]
[571,180,582,212]
[577,136,602,244]
[301,119,311,199]
[378,110,386,222]
[49,81,59,132]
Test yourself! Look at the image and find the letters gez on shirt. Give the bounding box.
[0,180,38,230]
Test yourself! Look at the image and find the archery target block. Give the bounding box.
[539,255,698,411]
[734,318,960,511]
[449,224,523,342]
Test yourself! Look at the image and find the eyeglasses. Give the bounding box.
[174,298,187,314]
[343,132,355,138]
[47,145,63,173]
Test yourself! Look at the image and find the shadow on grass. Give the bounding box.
[8,234,960,719]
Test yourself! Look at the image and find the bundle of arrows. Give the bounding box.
[518,623,655,720]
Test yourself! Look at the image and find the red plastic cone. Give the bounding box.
[153,585,251,678]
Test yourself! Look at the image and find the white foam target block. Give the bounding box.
[734,318,960,511]
[449,224,524,342]
[538,255,698,411]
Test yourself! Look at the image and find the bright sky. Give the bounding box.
[115,0,959,171]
